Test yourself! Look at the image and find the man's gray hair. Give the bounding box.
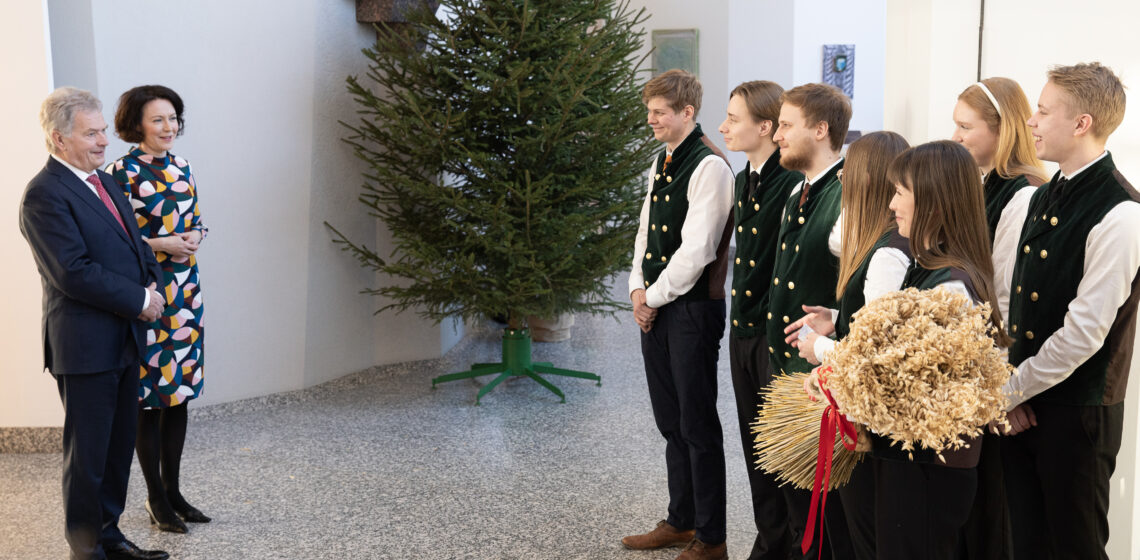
[40,87,102,154]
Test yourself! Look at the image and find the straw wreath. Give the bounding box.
[826,287,1014,460]
[752,371,865,490]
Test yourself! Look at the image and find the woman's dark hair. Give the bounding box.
[114,85,185,143]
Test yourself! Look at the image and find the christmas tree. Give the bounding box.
[328,0,655,403]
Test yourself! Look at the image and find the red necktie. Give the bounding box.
[87,174,128,233]
[798,181,812,208]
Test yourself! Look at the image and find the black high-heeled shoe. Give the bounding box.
[146,499,189,534]
[173,503,211,523]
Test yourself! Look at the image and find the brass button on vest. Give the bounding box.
[733,319,739,326]
[754,203,760,211]
[784,351,791,358]
[767,312,773,319]
[645,252,652,259]
[798,216,805,224]
[1040,250,1048,259]
[745,290,752,297]
[1051,216,1059,226]
[662,225,668,232]
[783,316,790,323]
[1026,331,1035,340]
[774,278,779,285]
[1030,292,1039,301]
[788,282,796,290]
[732,289,737,296]
[1023,245,1030,254]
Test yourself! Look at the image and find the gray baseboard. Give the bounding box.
[0,427,63,453]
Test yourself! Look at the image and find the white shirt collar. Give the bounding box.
[807,157,844,185]
[1062,151,1109,180]
[51,154,99,185]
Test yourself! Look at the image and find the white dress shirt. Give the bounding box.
[629,154,735,308]
[995,152,1140,408]
[813,245,911,362]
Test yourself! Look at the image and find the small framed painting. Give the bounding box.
[822,44,855,99]
[652,29,699,76]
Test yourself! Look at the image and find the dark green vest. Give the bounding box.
[766,161,843,375]
[835,229,911,339]
[983,172,1032,243]
[1007,155,1140,406]
[730,150,803,338]
[641,124,732,302]
[871,264,981,467]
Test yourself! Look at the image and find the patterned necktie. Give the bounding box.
[87,174,127,233]
[798,181,812,208]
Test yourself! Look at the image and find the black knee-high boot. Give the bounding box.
[136,407,187,533]
[161,403,210,522]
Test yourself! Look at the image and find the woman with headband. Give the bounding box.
[950,77,1046,560]
[952,78,1048,243]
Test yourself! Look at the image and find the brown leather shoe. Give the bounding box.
[620,520,695,550]
[675,538,727,560]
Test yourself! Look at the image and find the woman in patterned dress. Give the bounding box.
[109,85,209,533]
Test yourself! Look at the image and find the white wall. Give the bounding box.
[886,1,1140,556]
[0,1,61,427]
[790,0,886,140]
[1,0,462,427]
[631,0,886,174]
[628,0,734,167]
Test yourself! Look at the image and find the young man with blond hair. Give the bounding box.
[624,69,734,560]
[995,61,1139,559]
[717,80,804,560]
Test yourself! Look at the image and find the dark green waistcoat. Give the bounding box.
[835,229,911,339]
[984,172,1032,243]
[642,124,732,302]
[872,264,981,467]
[730,150,803,338]
[1007,155,1140,406]
[766,161,843,375]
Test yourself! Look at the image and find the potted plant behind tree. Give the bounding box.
[326,0,656,404]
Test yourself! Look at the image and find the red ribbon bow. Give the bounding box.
[802,366,858,558]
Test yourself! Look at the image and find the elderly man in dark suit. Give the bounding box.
[19,87,169,560]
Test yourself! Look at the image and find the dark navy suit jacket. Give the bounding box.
[19,156,162,375]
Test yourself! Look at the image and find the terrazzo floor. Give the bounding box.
[0,273,767,559]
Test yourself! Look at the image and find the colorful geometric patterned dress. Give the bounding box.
[109,147,206,408]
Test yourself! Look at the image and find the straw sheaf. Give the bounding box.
[826,287,1014,458]
[752,371,865,490]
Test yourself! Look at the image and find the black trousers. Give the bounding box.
[55,365,139,560]
[1002,401,1123,560]
[730,334,793,559]
[641,298,727,544]
[873,457,977,560]
[731,334,850,559]
[838,458,876,560]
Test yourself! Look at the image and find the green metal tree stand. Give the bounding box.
[431,328,601,404]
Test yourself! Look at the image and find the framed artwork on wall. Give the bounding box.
[823,44,855,99]
[651,29,699,76]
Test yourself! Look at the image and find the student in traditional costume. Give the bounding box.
[717,80,804,560]
[997,62,1140,560]
[951,76,1046,560]
[782,131,911,560]
[878,140,1012,560]
[767,82,852,559]
[953,78,1048,244]
[623,69,734,560]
